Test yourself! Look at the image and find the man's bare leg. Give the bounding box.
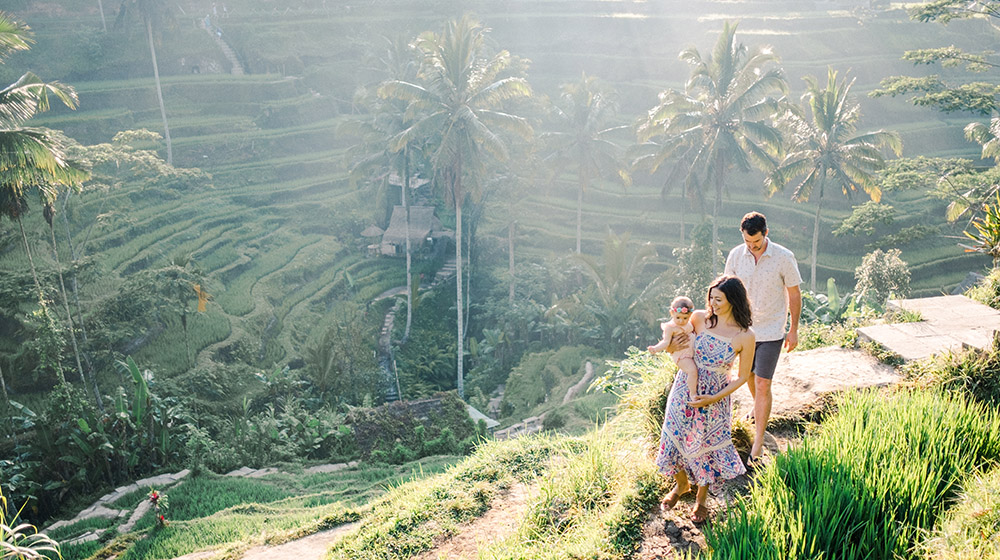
[751,376,772,459]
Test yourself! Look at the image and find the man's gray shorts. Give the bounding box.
[751,339,784,380]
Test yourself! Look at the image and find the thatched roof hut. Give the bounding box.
[360,225,385,237]
[380,205,452,257]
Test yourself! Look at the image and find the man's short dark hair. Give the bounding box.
[741,212,767,236]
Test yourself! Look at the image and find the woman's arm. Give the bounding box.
[688,330,755,408]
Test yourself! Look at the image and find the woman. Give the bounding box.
[654,275,756,523]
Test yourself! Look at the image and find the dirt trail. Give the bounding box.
[168,523,358,560]
[411,483,532,560]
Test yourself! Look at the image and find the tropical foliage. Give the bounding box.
[768,68,902,291]
[379,15,533,398]
[635,20,785,273]
[541,73,629,254]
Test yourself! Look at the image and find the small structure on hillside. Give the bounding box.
[379,205,452,258]
[360,224,385,257]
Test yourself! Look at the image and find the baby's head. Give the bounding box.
[669,296,694,325]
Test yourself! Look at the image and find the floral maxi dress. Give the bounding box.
[654,330,746,486]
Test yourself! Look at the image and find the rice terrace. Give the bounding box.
[3,0,1000,558]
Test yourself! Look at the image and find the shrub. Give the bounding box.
[541,409,566,431]
[965,267,1000,310]
[854,248,911,310]
[903,338,1000,405]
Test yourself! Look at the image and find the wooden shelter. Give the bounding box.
[379,205,452,257]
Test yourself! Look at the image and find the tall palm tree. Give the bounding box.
[636,21,786,273]
[379,15,533,399]
[345,35,424,343]
[542,73,630,254]
[116,0,172,164]
[768,68,902,291]
[966,116,1000,162]
[0,12,89,388]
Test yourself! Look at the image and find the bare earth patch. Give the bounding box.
[410,483,532,560]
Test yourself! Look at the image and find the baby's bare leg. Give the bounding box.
[678,357,698,395]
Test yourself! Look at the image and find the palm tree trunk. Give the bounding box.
[146,19,173,165]
[712,173,723,275]
[0,361,9,406]
[508,220,516,303]
[61,193,99,391]
[97,0,107,32]
[453,158,465,400]
[48,221,97,407]
[811,196,823,293]
[576,169,586,254]
[17,216,44,300]
[402,149,413,344]
[455,196,465,400]
[18,217,66,385]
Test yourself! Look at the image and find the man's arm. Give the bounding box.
[785,284,801,351]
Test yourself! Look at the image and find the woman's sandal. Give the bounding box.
[691,505,709,523]
[659,486,690,512]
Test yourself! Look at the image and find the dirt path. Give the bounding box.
[410,483,532,560]
[168,523,358,560]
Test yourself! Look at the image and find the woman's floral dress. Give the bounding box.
[654,330,746,486]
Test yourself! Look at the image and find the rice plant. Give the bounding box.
[706,389,1000,559]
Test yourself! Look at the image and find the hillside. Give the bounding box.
[5,0,993,305]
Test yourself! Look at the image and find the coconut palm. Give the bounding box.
[636,21,786,273]
[542,73,630,254]
[0,13,89,389]
[344,35,425,343]
[570,229,666,353]
[379,15,533,398]
[768,68,902,291]
[966,116,1000,162]
[116,0,173,164]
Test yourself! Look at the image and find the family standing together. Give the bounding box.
[650,211,802,523]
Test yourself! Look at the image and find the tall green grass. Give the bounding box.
[327,436,560,560]
[706,389,1000,559]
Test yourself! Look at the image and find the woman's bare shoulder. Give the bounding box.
[734,328,755,348]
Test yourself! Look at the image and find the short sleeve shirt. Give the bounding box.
[724,239,802,342]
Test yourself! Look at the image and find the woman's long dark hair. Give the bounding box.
[705,275,753,330]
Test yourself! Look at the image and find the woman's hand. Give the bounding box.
[688,394,716,408]
[664,330,690,354]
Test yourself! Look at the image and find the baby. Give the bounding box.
[648,296,698,396]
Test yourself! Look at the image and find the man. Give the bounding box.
[724,211,802,462]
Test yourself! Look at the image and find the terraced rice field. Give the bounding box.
[2,0,994,385]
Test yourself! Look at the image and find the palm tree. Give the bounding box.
[379,15,533,399]
[542,73,630,254]
[571,229,666,353]
[966,116,1000,162]
[116,0,173,165]
[0,14,89,391]
[768,68,902,292]
[345,35,424,343]
[636,21,786,273]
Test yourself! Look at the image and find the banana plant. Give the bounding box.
[803,278,857,325]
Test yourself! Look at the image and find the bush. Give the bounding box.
[854,248,911,310]
[921,464,1000,559]
[965,267,1000,310]
[903,338,1000,405]
[501,346,604,420]
[542,409,566,431]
